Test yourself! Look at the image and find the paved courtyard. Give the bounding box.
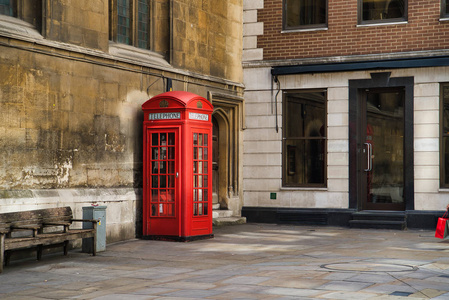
[1,223,449,299]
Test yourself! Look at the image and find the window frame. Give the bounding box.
[441,0,449,19]
[358,0,407,26]
[440,83,449,188]
[109,0,152,50]
[282,89,327,188]
[282,0,328,32]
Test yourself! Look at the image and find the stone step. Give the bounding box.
[349,219,406,230]
[351,211,406,221]
[212,216,247,227]
[350,211,406,230]
[212,209,233,219]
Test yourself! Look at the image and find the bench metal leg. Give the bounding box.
[37,245,43,261]
[5,251,11,266]
[63,241,69,256]
[0,234,4,273]
[92,222,97,256]
[92,236,97,256]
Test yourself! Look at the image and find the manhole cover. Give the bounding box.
[321,262,418,272]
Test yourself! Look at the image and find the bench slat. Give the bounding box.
[43,222,71,226]
[4,229,96,250]
[0,207,72,222]
[10,225,41,230]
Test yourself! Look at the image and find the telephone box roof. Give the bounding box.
[142,91,213,111]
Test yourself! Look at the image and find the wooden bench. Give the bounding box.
[0,206,99,273]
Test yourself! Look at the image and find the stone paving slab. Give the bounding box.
[1,223,449,299]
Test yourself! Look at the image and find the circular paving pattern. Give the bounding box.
[321,261,418,272]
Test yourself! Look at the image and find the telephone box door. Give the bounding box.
[190,130,213,235]
[144,128,180,236]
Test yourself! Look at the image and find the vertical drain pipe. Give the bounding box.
[273,75,280,133]
[271,74,274,114]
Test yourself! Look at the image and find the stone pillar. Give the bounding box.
[243,0,264,62]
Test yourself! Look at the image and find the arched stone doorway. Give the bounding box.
[212,117,219,207]
[212,112,229,209]
[209,91,244,218]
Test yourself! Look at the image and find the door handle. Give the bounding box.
[364,142,372,172]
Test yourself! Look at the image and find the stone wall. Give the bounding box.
[0,0,244,242]
[171,0,243,82]
[44,0,109,51]
[0,38,163,240]
[0,42,150,190]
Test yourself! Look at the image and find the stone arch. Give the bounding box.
[212,108,230,209]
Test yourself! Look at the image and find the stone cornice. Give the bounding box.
[243,50,449,69]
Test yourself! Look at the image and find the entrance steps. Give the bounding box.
[212,206,246,226]
[349,211,406,230]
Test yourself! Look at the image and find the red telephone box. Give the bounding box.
[142,91,213,241]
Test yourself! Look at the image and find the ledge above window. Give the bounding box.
[0,14,42,41]
[108,42,171,68]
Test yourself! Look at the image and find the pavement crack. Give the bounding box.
[387,272,431,299]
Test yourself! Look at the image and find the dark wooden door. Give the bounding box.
[212,117,219,206]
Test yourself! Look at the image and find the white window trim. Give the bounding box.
[281,27,328,34]
[356,21,408,28]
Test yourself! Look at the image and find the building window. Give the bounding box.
[442,0,449,18]
[0,0,14,16]
[137,0,150,48]
[283,0,327,31]
[117,0,131,44]
[359,0,407,25]
[0,0,42,32]
[111,0,151,49]
[283,90,326,187]
[441,84,449,188]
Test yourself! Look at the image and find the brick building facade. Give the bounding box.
[242,0,449,228]
[259,0,449,59]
